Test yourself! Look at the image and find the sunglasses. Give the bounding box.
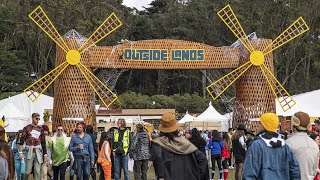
[35,118,40,120]
[57,129,63,131]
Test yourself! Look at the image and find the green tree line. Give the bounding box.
[0,0,319,112]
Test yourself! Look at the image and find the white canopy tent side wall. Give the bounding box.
[0,103,29,132]
[0,91,54,126]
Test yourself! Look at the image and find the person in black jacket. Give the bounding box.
[151,112,209,180]
[232,124,247,180]
[188,128,207,154]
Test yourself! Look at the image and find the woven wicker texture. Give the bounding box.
[52,38,96,134]
[232,39,275,131]
[89,39,240,69]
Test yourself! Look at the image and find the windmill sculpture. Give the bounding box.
[24,6,122,130]
[24,5,309,132]
[206,5,309,128]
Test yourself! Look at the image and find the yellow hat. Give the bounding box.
[260,113,279,132]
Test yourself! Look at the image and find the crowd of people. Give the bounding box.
[0,111,320,180]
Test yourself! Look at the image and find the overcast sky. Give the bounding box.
[122,0,152,10]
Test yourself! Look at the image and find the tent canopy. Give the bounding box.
[178,111,194,124]
[0,103,29,132]
[0,91,54,131]
[276,89,320,117]
[194,101,227,122]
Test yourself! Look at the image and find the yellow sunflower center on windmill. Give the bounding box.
[66,50,81,65]
[250,50,264,66]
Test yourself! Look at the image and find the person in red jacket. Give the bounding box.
[221,133,231,180]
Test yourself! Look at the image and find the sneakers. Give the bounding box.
[229,165,235,169]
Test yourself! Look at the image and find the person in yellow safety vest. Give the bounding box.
[112,118,131,180]
[98,131,112,180]
[0,116,8,142]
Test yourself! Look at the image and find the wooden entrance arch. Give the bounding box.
[26,5,309,133]
[53,38,274,132]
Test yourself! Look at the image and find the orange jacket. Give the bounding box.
[98,141,111,166]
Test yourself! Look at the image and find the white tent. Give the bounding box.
[178,111,194,124]
[0,103,29,132]
[276,89,320,117]
[0,91,54,129]
[194,101,227,122]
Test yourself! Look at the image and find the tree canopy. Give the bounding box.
[0,0,319,113]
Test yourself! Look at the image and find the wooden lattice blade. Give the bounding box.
[29,6,70,53]
[76,62,118,108]
[217,4,255,53]
[263,17,309,55]
[206,61,252,100]
[260,64,296,112]
[24,62,69,102]
[78,13,122,54]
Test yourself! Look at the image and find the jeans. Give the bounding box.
[133,160,148,180]
[114,154,130,180]
[53,162,67,180]
[15,158,25,180]
[75,158,90,180]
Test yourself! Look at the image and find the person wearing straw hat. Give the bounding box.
[286,111,319,180]
[151,112,209,180]
[242,113,300,179]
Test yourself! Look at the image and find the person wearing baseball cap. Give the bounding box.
[151,112,209,180]
[286,111,319,180]
[243,113,300,179]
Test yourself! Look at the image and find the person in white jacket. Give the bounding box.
[286,111,320,180]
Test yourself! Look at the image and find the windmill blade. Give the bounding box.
[260,64,296,112]
[263,17,309,55]
[29,6,70,53]
[78,13,122,54]
[24,62,69,102]
[217,4,255,53]
[76,62,118,108]
[206,61,252,100]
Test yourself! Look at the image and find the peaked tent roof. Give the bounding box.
[178,111,194,124]
[0,91,54,128]
[276,89,320,117]
[194,101,227,122]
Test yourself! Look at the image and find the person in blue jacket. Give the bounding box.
[208,130,224,180]
[242,113,300,180]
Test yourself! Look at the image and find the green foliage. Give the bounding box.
[118,91,225,114]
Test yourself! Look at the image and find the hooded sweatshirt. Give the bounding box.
[243,132,300,180]
[151,136,209,180]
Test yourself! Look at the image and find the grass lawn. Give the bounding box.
[30,165,236,180]
[125,167,236,180]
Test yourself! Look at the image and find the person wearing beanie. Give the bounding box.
[242,113,301,180]
[286,111,320,180]
[151,112,209,180]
